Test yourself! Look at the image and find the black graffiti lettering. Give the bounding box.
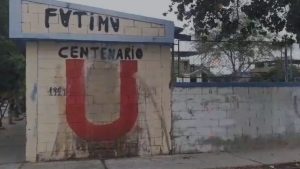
[110,17,119,32]
[98,16,109,32]
[125,48,131,60]
[80,47,89,58]
[49,87,66,96]
[101,47,107,60]
[45,8,120,33]
[116,49,123,60]
[59,9,72,27]
[51,87,58,96]
[71,46,79,58]
[45,8,57,28]
[131,46,135,60]
[57,46,143,60]
[73,11,87,28]
[49,87,53,96]
[90,47,99,58]
[136,48,143,59]
[59,47,69,58]
[53,87,58,96]
[57,87,62,96]
[89,14,94,31]
[107,49,116,60]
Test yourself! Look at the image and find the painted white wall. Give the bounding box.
[172,87,300,153]
[26,41,172,161]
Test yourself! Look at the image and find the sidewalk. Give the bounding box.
[106,148,300,169]
[2,148,300,169]
[0,117,25,165]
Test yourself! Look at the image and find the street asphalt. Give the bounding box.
[1,148,300,169]
[1,118,300,169]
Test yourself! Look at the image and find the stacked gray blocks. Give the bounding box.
[172,87,300,153]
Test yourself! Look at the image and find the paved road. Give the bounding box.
[106,148,300,169]
[1,118,300,169]
[1,148,300,169]
[20,160,105,169]
[0,117,26,166]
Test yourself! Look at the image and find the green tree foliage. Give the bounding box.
[167,0,278,74]
[166,0,300,76]
[250,64,300,82]
[0,0,9,38]
[168,0,300,42]
[242,0,300,42]
[0,0,25,126]
[166,0,264,41]
[0,0,25,93]
[0,39,25,93]
[197,41,275,75]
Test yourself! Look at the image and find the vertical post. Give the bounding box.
[26,42,39,162]
[177,40,180,82]
[290,46,293,81]
[171,44,175,85]
[284,40,289,82]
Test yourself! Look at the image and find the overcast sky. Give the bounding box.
[59,0,180,25]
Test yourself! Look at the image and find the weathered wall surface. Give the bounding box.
[26,41,171,161]
[21,1,166,37]
[172,86,300,154]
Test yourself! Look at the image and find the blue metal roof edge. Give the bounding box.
[174,82,300,88]
[10,0,175,44]
[10,0,22,39]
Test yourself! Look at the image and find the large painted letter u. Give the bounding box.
[66,59,138,141]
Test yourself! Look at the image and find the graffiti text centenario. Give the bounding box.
[59,46,143,60]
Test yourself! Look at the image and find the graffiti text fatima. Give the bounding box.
[45,8,119,33]
[59,46,143,60]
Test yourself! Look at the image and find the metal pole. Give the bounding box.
[171,44,175,85]
[290,45,293,81]
[177,40,181,81]
[284,40,289,82]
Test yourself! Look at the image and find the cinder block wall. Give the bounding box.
[21,1,165,37]
[172,86,300,153]
[26,41,171,161]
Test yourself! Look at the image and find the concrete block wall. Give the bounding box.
[21,0,166,37]
[172,86,300,154]
[26,41,171,161]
